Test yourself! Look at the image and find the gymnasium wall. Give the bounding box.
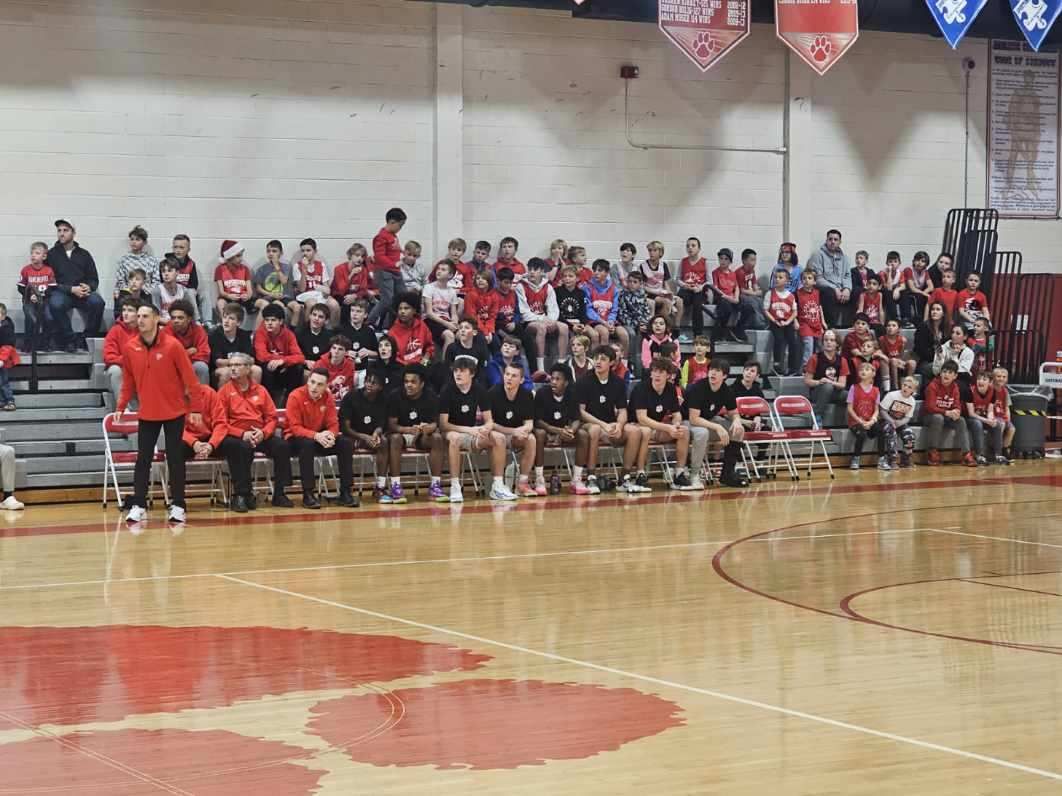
[0,0,1055,311]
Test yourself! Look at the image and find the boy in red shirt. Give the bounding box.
[314,335,355,403]
[841,314,874,364]
[992,366,1015,461]
[878,250,908,326]
[957,271,991,331]
[711,248,754,342]
[285,368,358,508]
[856,274,885,334]
[253,304,305,403]
[965,371,1004,465]
[104,297,141,405]
[493,236,526,280]
[463,270,499,345]
[922,360,976,466]
[367,207,407,330]
[878,318,915,394]
[388,291,434,366]
[494,267,520,342]
[678,237,709,338]
[847,362,886,471]
[928,268,959,323]
[331,242,377,310]
[18,241,56,351]
[295,237,340,327]
[213,240,257,322]
[163,299,210,384]
[797,269,825,368]
[766,268,800,376]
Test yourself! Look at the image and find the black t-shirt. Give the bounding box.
[207,327,253,370]
[535,386,578,428]
[730,379,765,399]
[576,373,628,423]
[555,285,588,322]
[369,359,402,393]
[628,380,681,423]
[341,388,387,435]
[343,324,379,357]
[439,382,490,428]
[297,327,333,362]
[444,336,491,383]
[389,386,439,428]
[489,384,535,429]
[686,379,736,421]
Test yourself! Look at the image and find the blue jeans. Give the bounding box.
[47,290,104,345]
[0,368,13,404]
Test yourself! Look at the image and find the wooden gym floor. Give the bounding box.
[2,463,1062,794]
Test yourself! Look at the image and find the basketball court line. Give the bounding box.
[214,573,1062,784]
[924,527,1062,550]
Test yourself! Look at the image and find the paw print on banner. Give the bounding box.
[810,34,832,62]
[693,30,722,59]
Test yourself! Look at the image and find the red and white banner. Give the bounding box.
[659,0,751,72]
[775,0,859,76]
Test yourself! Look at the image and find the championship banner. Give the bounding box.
[775,0,859,76]
[925,0,988,48]
[1010,0,1062,50]
[659,0,751,72]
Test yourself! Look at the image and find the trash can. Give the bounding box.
[1010,387,1051,458]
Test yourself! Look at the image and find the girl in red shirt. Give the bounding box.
[463,270,500,344]
[767,269,800,376]
[847,362,886,471]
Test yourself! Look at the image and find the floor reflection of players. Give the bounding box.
[1005,70,1040,194]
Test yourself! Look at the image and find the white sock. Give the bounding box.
[573,466,584,482]
[377,476,386,488]
[518,474,529,484]
[451,478,461,489]
[392,476,401,486]
[534,466,545,481]
[492,476,504,489]
[537,357,545,371]
[429,476,439,486]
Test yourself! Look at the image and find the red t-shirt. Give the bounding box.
[930,288,959,318]
[797,287,824,337]
[19,264,57,297]
[372,227,401,274]
[737,266,758,291]
[680,257,707,288]
[331,262,376,300]
[463,286,499,334]
[712,267,738,299]
[993,387,1010,421]
[493,258,526,278]
[878,333,906,358]
[924,377,962,414]
[299,260,327,291]
[767,289,796,323]
[969,385,995,418]
[214,263,252,299]
[495,288,518,328]
[861,291,883,325]
[314,354,355,402]
[959,288,989,319]
[847,383,880,424]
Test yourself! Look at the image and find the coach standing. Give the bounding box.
[116,302,199,525]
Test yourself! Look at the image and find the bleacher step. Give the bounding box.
[12,381,101,395]
[24,454,106,475]
[1,406,108,423]
[11,439,130,456]
[2,421,103,442]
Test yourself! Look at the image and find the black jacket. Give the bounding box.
[914,321,948,363]
[46,242,100,293]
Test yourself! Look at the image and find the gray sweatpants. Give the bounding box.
[0,443,15,492]
[923,414,970,452]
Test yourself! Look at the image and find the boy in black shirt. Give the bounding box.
[444,317,491,385]
[630,358,692,489]
[439,356,516,503]
[534,364,588,494]
[341,299,378,371]
[685,359,749,489]
[209,303,260,387]
[297,304,333,367]
[489,361,539,497]
[575,345,651,494]
[386,364,445,503]
[340,370,391,502]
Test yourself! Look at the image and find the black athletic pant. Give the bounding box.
[678,288,706,335]
[134,416,185,508]
[218,434,292,497]
[291,435,353,494]
[261,365,304,403]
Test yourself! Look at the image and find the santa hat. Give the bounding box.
[220,240,245,261]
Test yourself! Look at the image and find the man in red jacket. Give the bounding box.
[922,360,975,466]
[285,368,358,508]
[163,299,210,384]
[254,303,305,404]
[367,207,407,330]
[182,384,227,461]
[216,352,293,513]
[116,302,200,525]
[103,296,139,406]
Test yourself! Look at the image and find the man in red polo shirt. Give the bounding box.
[116,302,200,525]
[285,368,358,509]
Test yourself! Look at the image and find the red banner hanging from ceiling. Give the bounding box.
[659,0,751,72]
[775,0,859,76]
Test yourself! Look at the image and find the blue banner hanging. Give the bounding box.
[926,0,989,48]
[1010,0,1062,50]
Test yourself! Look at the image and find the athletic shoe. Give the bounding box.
[689,477,706,491]
[976,455,989,466]
[272,494,294,508]
[962,451,978,467]
[586,475,601,495]
[677,333,693,344]
[0,495,24,511]
[849,456,861,471]
[517,482,538,498]
[167,505,186,524]
[534,479,549,497]
[719,472,750,488]
[994,455,1012,465]
[635,471,651,490]
[449,484,464,503]
[391,483,409,504]
[570,481,591,495]
[489,483,518,501]
[622,474,651,493]
[125,505,147,523]
[732,328,748,342]
[671,471,692,490]
[230,495,249,513]
[302,493,322,510]
[927,449,942,466]
[429,482,447,502]
[376,486,392,504]
[877,456,892,471]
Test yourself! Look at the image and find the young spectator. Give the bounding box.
[341,299,378,369]
[685,359,749,489]
[564,245,593,286]
[315,335,355,402]
[340,369,391,500]
[293,238,339,327]
[905,251,935,323]
[576,345,651,494]
[545,238,568,286]
[534,363,588,494]
[680,336,712,387]
[928,268,959,323]
[254,304,305,403]
[797,268,826,367]
[489,361,540,497]
[115,268,149,319]
[285,368,358,508]
[933,324,975,394]
[851,337,887,391]
[486,335,534,391]
[967,317,992,378]
[730,361,768,457]
[879,318,916,395]
[618,269,653,374]
[388,291,434,366]
[957,271,991,331]
[331,243,377,310]
[611,340,633,386]
[440,357,517,502]
[163,300,210,385]
[46,219,104,352]
[556,265,596,347]
[772,242,802,292]
[880,375,918,468]
[296,304,333,366]
[878,250,908,325]
[113,225,159,302]
[493,236,525,280]
[640,315,680,371]
[678,237,709,339]
[422,260,460,354]
[841,315,875,364]
[369,335,403,393]
[167,234,201,315]
[992,366,1016,461]
[517,257,566,378]
[0,442,23,510]
[928,252,954,293]
[444,318,491,385]
[116,302,199,525]
[804,329,849,426]
[806,228,854,327]
[560,334,593,384]
[766,268,800,376]
[639,241,681,327]
[208,303,260,387]
[966,371,1004,466]
[494,267,521,343]
[255,240,297,325]
[737,248,767,330]
[0,307,17,411]
[386,363,446,503]
[396,239,426,295]
[464,269,499,346]
[469,240,492,280]
[857,274,886,335]
[585,258,629,356]
[367,207,407,330]
[915,301,951,389]
[153,256,198,323]
[630,358,692,489]
[18,241,56,351]
[712,248,754,342]
[922,360,976,466]
[104,297,140,405]
[850,249,872,308]
[847,362,887,471]
[617,242,638,287]
[438,238,475,292]
[216,352,294,512]
[213,240,257,322]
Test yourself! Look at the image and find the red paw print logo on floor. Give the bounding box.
[693,30,721,59]
[810,35,832,62]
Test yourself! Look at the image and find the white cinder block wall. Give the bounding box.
[0,0,1056,317]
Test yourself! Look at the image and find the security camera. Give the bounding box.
[962,57,976,71]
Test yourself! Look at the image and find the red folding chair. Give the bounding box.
[101,412,169,508]
[772,395,835,479]
[735,396,796,481]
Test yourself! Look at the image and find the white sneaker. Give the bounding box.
[0,495,24,511]
[449,485,464,503]
[489,484,518,501]
[167,505,187,524]
[125,505,147,523]
[689,478,706,491]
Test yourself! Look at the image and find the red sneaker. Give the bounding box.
[927,449,942,466]
[962,451,978,467]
